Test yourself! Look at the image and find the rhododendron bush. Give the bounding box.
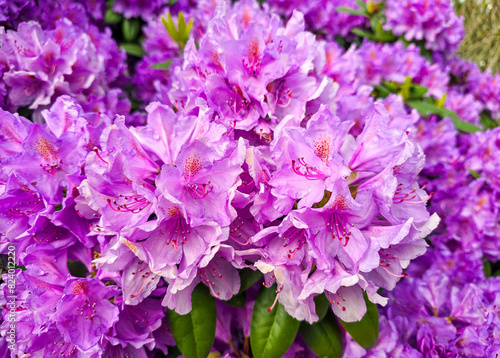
[0,0,499,357]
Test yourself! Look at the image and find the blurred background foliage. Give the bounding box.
[454,0,500,73]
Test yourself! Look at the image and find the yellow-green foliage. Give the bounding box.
[454,0,500,73]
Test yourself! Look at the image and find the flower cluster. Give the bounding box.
[268,0,369,40]
[383,0,465,56]
[0,0,106,30]
[0,9,129,118]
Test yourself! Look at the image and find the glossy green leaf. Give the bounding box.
[122,18,141,42]
[167,284,216,358]
[122,43,145,57]
[67,260,88,278]
[165,345,181,358]
[151,60,173,70]
[104,9,122,24]
[314,294,330,321]
[250,284,300,358]
[162,14,179,42]
[238,268,263,293]
[339,293,379,349]
[300,310,343,358]
[226,291,246,307]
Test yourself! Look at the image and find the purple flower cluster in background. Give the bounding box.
[0,1,129,120]
[0,0,500,357]
[383,0,464,56]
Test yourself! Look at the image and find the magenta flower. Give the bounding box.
[54,278,119,352]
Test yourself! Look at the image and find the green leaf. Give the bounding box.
[479,110,499,130]
[339,293,379,349]
[372,85,391,98]
[169,0,180,4]
[374,30,397,42]
[186,18,194,39]
[373,21,396,42]
[399,76,412,100]
[494,269,500,277]
[314,294,330,321]
[409,84,428,99]
[406,100,481,133]
[122,18,141,42]
[382,81,399,93]
[355,0,368,12]
[151,60,173,70]
[67,260,89,278]
[449,117,481,134]
[121,43,145,57]
[351,27,373,39]
[162,14,179,42]
[226,291,246,307]
[467,169,480,179]
[483,260,492,277]
[104,9,122,24]
[165,345,181,358]
[300,310,343,358]
[370,15,379,31]
[336,7,368,17]
[250,284,300,358]
[238,268,263,293]
[178,12,187,42]
[435,93,447,109]
[406,100,441,116]
[168,284,216,358]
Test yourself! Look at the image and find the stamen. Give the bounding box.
[277,88,292,107]
[164,217,189,250]
[130,270,154,298]
[106,195,150,213]
[380,265,408,278]
[326,291,346,311]
[291,158,326,180]
[393,182,434,204]
[263,274,276,288]
[186,182,213,199]
[224,120,236,137]
[267,286,282,312]
[282,227,306,259]
[199,268,220,297]
[93,148,108,164]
